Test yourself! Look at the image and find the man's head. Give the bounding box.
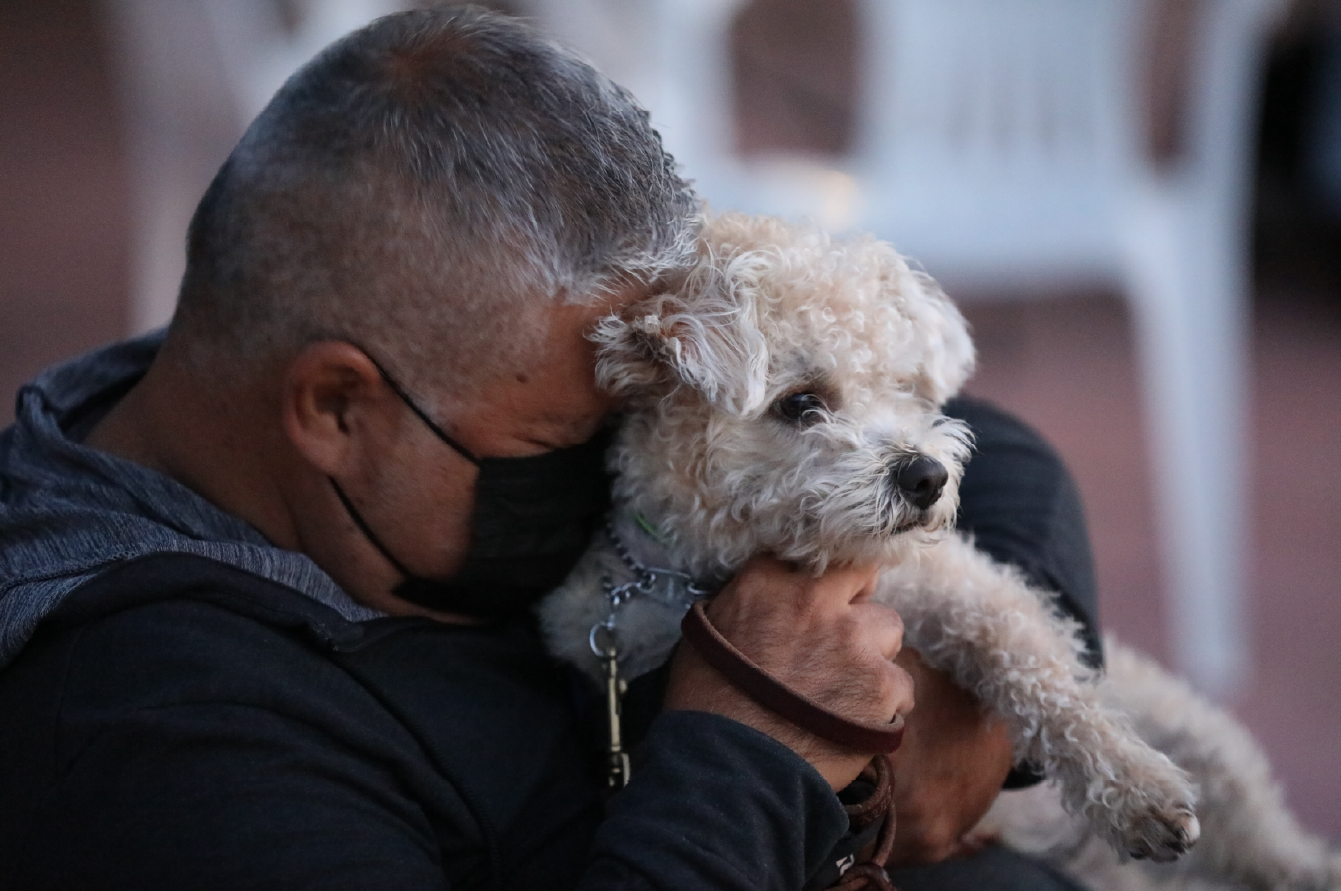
[94,7,699,619]
[169,5,697,403]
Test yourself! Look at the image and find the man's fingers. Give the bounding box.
[813,563,882,608]
[883,651,1015,866]
[677,555,917,788]
[851,600,905,662]
[878,654,916,722]
[734,556,880,607]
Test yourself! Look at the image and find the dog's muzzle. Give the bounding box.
[888,455,948,511]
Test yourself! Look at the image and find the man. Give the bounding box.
[0,8,1095,889]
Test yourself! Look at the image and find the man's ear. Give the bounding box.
[592,280,770,414]
[281,342,388,474]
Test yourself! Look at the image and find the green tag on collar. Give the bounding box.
[633,513,669,544]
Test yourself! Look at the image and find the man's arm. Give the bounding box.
[581,711,852,890]
[0,572,876,891]
[883,649,1015,864]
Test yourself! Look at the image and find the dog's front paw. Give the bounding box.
[1124,805,1200,862]
[1073,742,1200,862]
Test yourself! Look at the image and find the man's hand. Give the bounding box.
[664,556,915,790]
[883,648,1014,865]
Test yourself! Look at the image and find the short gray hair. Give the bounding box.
[172,5,698,394]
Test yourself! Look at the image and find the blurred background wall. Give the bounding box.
[1,0,1338,840]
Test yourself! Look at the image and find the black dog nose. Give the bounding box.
[891,456,948,511]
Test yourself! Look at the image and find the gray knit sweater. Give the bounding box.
[0,331,383,669]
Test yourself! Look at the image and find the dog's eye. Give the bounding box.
[772,392,827,425]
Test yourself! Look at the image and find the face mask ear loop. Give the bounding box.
[352,345,482,466]
[329,476,420,582]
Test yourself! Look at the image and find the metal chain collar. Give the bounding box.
[587,517,708,663]
[589,517,708,790]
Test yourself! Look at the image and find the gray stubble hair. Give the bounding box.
[172,5,699,396]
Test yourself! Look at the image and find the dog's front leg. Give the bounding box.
[876,534,1199,862]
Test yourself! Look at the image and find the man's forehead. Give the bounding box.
[426,293,626,455]
[522,282,654,352]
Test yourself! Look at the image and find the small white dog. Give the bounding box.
[539,212,1327,878]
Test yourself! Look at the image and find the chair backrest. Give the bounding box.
[581,0,1279,291]
[855,0,1143,285]
[524,0,755,211]
[596,0,1142,279]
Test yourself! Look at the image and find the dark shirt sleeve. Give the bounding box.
[1,592,847,891]
[8,701,449,891]
[0,600,464,891]
[582,711,850,891]
[9,698,843,891]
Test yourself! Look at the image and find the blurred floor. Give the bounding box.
[1,0,1338,842]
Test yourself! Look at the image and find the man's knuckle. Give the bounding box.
[877,664,906,701]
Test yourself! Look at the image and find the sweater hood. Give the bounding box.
[0,331,382,669]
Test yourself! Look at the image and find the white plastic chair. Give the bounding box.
[536,0,1280,699]
[105,0,407,333]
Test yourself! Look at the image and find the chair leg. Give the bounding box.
[1123,187,1252,701]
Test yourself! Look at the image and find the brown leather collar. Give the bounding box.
[680,601,905,754]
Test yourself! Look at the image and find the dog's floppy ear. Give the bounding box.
[905,270,976,404]
[594,273,770,413]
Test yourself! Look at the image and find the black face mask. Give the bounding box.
[329,360,612,620]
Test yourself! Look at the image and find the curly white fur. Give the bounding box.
[541,212,1207,862]
[591,213,975,576]
[975,637,1341,891]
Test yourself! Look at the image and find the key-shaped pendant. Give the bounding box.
[590,621,631,788]
[602,648,631,789]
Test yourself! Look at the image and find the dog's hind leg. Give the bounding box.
[975,638,1341,890]
[1099,638,1341,890]
[877,534,1200,861]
